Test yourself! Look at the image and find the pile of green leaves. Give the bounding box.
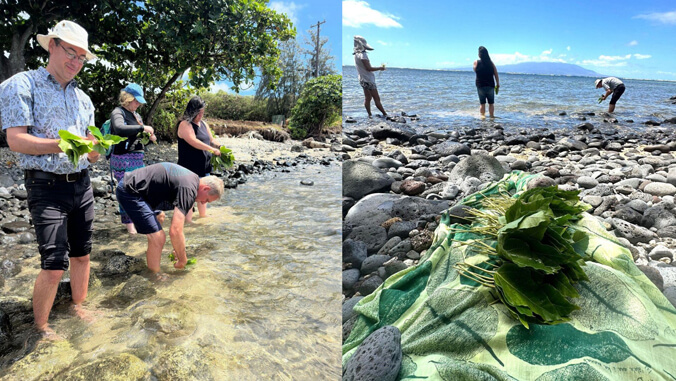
[211,146,235,172]
[456,186,592,328]
[136,131,153,145]
[58,127,127,167]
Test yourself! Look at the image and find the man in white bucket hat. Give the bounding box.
[595,77,625,113]
[0,20,100,337]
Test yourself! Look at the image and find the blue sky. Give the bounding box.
[342,0,676,80]
[211,0,342,94]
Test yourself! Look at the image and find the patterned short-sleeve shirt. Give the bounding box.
[0,67,95,174]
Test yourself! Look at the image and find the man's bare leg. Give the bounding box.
[146,230,166,273]
[33,269,63,333]
[125,223,137,235]
[489,103,495,118]
[68,255,99,322]
[479,103,486,116]
[608,103,615,113]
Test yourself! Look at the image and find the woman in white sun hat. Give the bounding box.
[353,35,388,118]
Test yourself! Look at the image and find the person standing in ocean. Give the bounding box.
[473,46,500,118]
[353,35,387,118]
[595,77,625,113]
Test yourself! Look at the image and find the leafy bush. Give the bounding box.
[288,74,342,139]
[200,91,269,121]
[150,84,193,141]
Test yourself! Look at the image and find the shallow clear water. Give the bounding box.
[3,163,342,379]
[343,66,676,133]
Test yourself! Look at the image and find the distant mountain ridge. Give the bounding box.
[452,62,603,77]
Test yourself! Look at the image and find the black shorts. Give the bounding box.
[26,171,95,271]
[609,84,625,105]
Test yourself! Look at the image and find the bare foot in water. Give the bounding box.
[125,223,137,235]
[151,272,169,282]
[69,303,102,324]
[36,325,63,341]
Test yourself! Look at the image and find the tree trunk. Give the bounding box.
[145,69,186,126]
[0,25,35,82]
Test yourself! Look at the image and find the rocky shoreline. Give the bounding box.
[341,113,676,362]
[0,133,341,377]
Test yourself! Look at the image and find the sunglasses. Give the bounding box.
[56,41,88,65]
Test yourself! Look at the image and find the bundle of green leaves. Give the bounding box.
[598,96,605,104]
[211,146,235,172]
[455,186,592,328]
[58,127,127,167]
[136,131,153,145]
[168,252,197,266]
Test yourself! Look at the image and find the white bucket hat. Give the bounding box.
[37,20,96,61]
[354,35,374,51]
[594,79,602,87]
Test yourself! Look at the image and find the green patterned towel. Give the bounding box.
[343,171,676,380]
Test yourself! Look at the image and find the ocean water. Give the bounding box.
[342,66,676,133]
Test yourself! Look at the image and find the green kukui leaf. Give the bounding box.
[58,130,94,167]
[136,131,153,145]
[211,146,236,172]
[88,126,127,153]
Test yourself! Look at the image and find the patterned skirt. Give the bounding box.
[110,152,145,224]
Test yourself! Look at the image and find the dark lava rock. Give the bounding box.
[343,326,402,381]
[343,239,368,269]
[361,255,391,275]
[343,160,394,200]
[342,296,364,324]
[358,275,384,296]
[347,225,388,254]
[104,274,157,307]
[1,220,32,234]
[343,269,361,292]
[370,123,416,141]
[431,141,471,156]
[98,254,145,277]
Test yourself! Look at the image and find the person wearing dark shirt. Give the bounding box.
[109,83,157,234]
[116,163,224,273]
[176,96,221,222]
[473,46,500,118]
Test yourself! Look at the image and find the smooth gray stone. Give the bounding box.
[448,153,506,184]
[342,296,364,324]
[343,239,368,269]
[343,160,394,200]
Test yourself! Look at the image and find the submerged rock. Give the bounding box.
[58,353,149,380]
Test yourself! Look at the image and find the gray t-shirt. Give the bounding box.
[601,77,624,91]
[354,51,376,84]
[123,163,199,216]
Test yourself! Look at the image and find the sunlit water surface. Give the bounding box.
[4,163,342,380]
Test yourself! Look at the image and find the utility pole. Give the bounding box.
[310,20,325,78]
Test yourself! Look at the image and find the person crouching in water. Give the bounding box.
[116,163,224,273]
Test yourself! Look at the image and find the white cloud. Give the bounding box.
[343,0,403,28]
[269,2,303,26]
[634,11,676,25]
[566,46,571,51]
[209,82,231,93]
[598,54,632,61]
[491,51,566,65]
[580,54,631,67]
[633,53,651,59]
[628,40,638,46]
[377,40,388,46]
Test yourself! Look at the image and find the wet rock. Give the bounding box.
[98,254,146,277]
[1,259,21,278]
[449,153,506,183]
[0,308,11,354]
[300,180,314,186]
[343,326,402,381]
[369,123,416,141]
[131,299,196,336]
[343,160,394,200]
[153,345,215,381]
[4,340,79,381]
[59,353,148,380]
[104,274,157,307]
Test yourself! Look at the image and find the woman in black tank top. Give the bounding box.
[176,96,221,222]
[473,46,500,118]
